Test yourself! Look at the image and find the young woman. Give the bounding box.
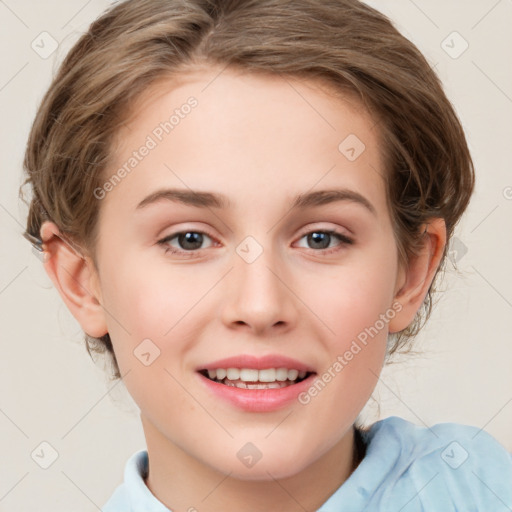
[21,0,512,510]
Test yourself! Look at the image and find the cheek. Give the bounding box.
[312,248,398,344]
[100,255,194,335]
[96,256,185,372]
[300,246,397,413]
[98,259,200,417]
[97,254,220,396]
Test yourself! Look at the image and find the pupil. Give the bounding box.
[179,232,203,250]
[308,232,330,249]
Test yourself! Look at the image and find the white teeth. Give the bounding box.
[226,368,240,380]
[203,367,309,383]
[239,368,259,381]
[258,368,276,382]
[276,368,288,381]
[288,369,299,380]
[224,381,287,389]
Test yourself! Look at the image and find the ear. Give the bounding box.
[40,221,108,338]
[388,218,446,333]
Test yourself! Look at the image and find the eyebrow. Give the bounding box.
[136,188,376,215]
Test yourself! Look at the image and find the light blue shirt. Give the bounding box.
[102,416,512,511]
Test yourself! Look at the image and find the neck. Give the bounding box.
[142,416,360,512]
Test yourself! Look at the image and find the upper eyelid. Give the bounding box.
[160,227,217,242]
[160,223,352,238]
[296,223,353,238]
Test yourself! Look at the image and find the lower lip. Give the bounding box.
[197,372,316,412]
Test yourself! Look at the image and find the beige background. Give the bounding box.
[1,0,511,510]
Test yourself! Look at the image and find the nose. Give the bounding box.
[220,242,299,337]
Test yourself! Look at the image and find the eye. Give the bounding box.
[295,229,353,254]
[157,230,216,256]
[157,228,353,258]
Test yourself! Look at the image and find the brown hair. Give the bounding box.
[20,0,474,380]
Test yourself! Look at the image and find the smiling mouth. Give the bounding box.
[198,368,315,389]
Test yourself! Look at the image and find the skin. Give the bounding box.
[40,64,445,512]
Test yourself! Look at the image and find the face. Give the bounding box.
[91,65,404,480]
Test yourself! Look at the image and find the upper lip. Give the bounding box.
[197,354,315,373]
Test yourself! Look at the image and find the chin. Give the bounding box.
[228,464,304,482]
[206,449,311,482]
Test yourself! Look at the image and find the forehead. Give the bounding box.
[104,65,388,217]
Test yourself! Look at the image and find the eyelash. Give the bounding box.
[157,228,354,258]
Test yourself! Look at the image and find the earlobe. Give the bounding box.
[40,221,108,338]
[388,218,446,333]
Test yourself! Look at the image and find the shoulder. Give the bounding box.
[363,416,512,511]
[367,415,510,458]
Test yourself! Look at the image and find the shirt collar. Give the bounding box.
[124,449,171,511]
